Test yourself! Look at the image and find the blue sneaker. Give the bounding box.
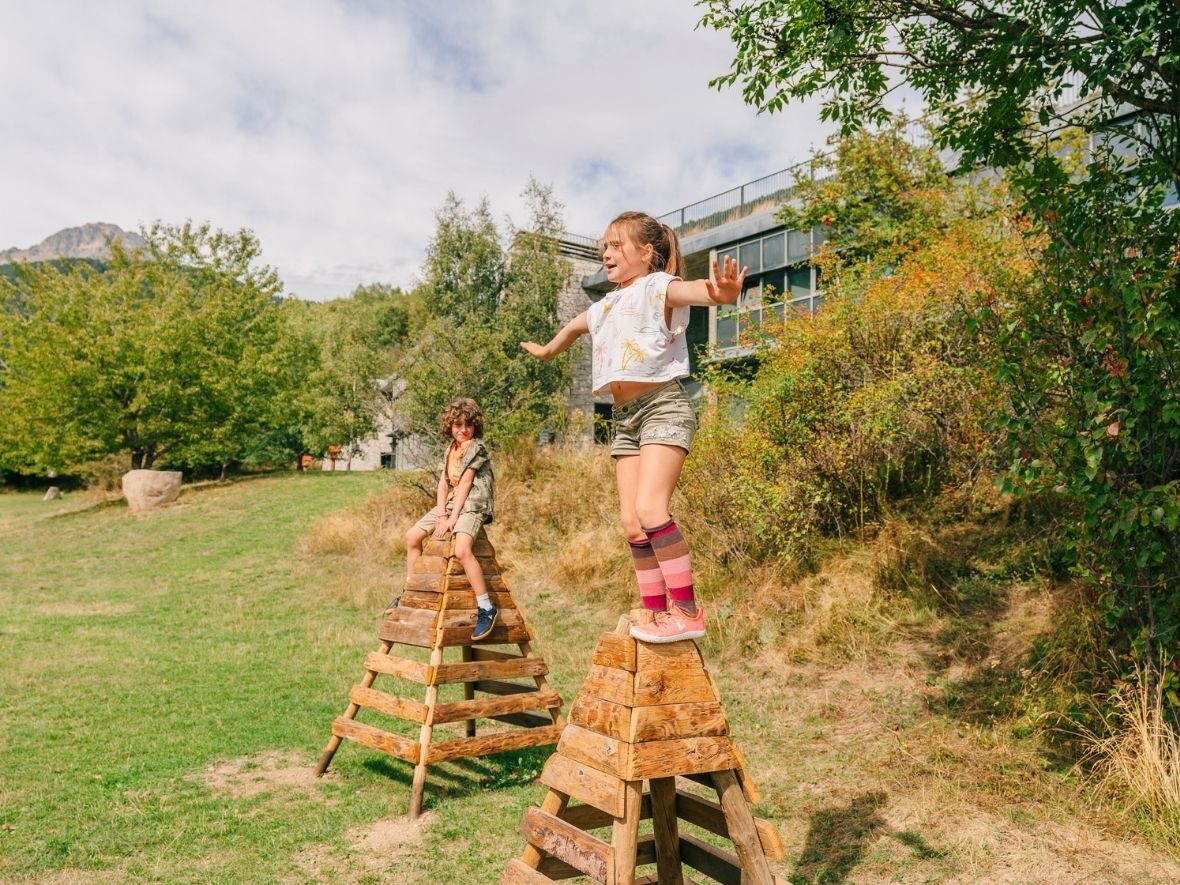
[472,605,499,640]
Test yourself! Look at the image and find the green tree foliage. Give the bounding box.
[980,156,1180,694]
[699,0,1180,187]
[701,0,1180,694]
[684,130,1023,564]
[274,284,410,462]
[395,179,572,443]
[0,223,288,473]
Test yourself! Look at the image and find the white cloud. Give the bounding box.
[0,0,842,299]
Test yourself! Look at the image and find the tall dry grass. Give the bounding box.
[1082,664,1180,832]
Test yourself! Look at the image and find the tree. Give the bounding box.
[700,1,1180,697]
[394,179,572,443]
[0,222,289,473]
[700,0,1179,188]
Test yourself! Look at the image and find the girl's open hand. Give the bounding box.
[705,255,748,306]
[520,341,550,360]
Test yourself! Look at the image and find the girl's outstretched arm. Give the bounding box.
[521,311,589,360]
[666,255,747,308]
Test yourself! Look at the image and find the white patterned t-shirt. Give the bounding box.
[585,271,690,396]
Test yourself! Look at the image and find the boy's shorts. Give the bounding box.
[610,380,697,457]
[413,506,488,539]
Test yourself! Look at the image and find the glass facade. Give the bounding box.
[711,226,825,351]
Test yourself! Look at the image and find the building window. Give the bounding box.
[710,227,825,353]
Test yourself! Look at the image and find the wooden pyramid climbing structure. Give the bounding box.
[316,530,564,818]
[502,614,785,884]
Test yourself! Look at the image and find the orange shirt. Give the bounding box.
[446,440,471,489]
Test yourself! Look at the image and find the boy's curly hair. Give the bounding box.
[438,398,485,439]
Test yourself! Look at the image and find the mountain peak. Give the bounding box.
[1,223,148,264]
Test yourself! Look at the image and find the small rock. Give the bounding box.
[43,486,62,501]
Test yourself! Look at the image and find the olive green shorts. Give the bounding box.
[610,380,697,457]
[413,506,488,539]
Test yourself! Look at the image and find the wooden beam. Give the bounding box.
[329,717,418,763]
[426,723,562,763]
[522,808,612,883]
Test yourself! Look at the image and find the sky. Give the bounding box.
[0,1,846,300]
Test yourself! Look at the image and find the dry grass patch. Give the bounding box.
[199,750,323,800]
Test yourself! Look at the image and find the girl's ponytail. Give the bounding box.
[660,223,683,278]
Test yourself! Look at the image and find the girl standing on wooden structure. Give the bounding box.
[521,211,746,642]
[389,397,499,640]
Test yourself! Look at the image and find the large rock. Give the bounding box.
[122,469,183,511]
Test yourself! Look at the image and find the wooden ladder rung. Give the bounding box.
[678,832,742,884]
[361,653,429,684]
[674,787,785,860]
[491,711,555,729]
[522,808,613,882]
[427,723,563,763]
[330,717,419,763]
[432,690,562,725]
[474,679,540,695]
[431,657,548,684]
[348,685,429,723]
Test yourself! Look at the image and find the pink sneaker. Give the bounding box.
[629,605,705,644]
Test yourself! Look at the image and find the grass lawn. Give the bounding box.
[2,471,1177,883]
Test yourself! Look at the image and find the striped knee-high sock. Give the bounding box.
[628,537,667,611]
[644,518,697,615]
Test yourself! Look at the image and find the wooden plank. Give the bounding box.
[471,646,525,663]
[423,538,450,557]
[443,573,510,593]
[592,632,637,672]
[411,555,446,574]
[731,744,762,804]
[440,585,514,609]
[474,679,540,696]
[556,723,629,780]
[362,653,430,684]
[625,735,738,781]
[348,685,429,723]
[568,694,631,742]
[711,769,774,884]
[448,556,501,576]
[649,777,683,885]
[674,787,785,861]
[635,640,704,674]
[403,572,444,592]
[522,808,612,883]
[558,794,652,831]
[426,723,562,763]
[679,832,741,885]
[436,623,532,646]
[431,657,548,684]
[330,717,418,762]
[628,701,728,743]
[397,590,444,610]
[611,779,643,885]
[440,608,526,629]
[501,859,554,884]
[580,665,634,707]
[633,669,717,706]
[491,711,554,729]
[522,788,569,870]
[378,619,435,647]
[432,688,561,725]
[383,605,439,627]
[540,753,626,818]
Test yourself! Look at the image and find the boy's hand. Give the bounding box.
[520,341,550,360]
[704,254,748,306]
[432,517,452,539]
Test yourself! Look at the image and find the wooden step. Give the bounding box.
[432,688,562,725]
[431,656,548,685]
[348,685,430,723]
[362,653,429,684]
[426,723,563,763]
[674,786,785,861]
[330,717,418,762]
[521,807,612,883]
